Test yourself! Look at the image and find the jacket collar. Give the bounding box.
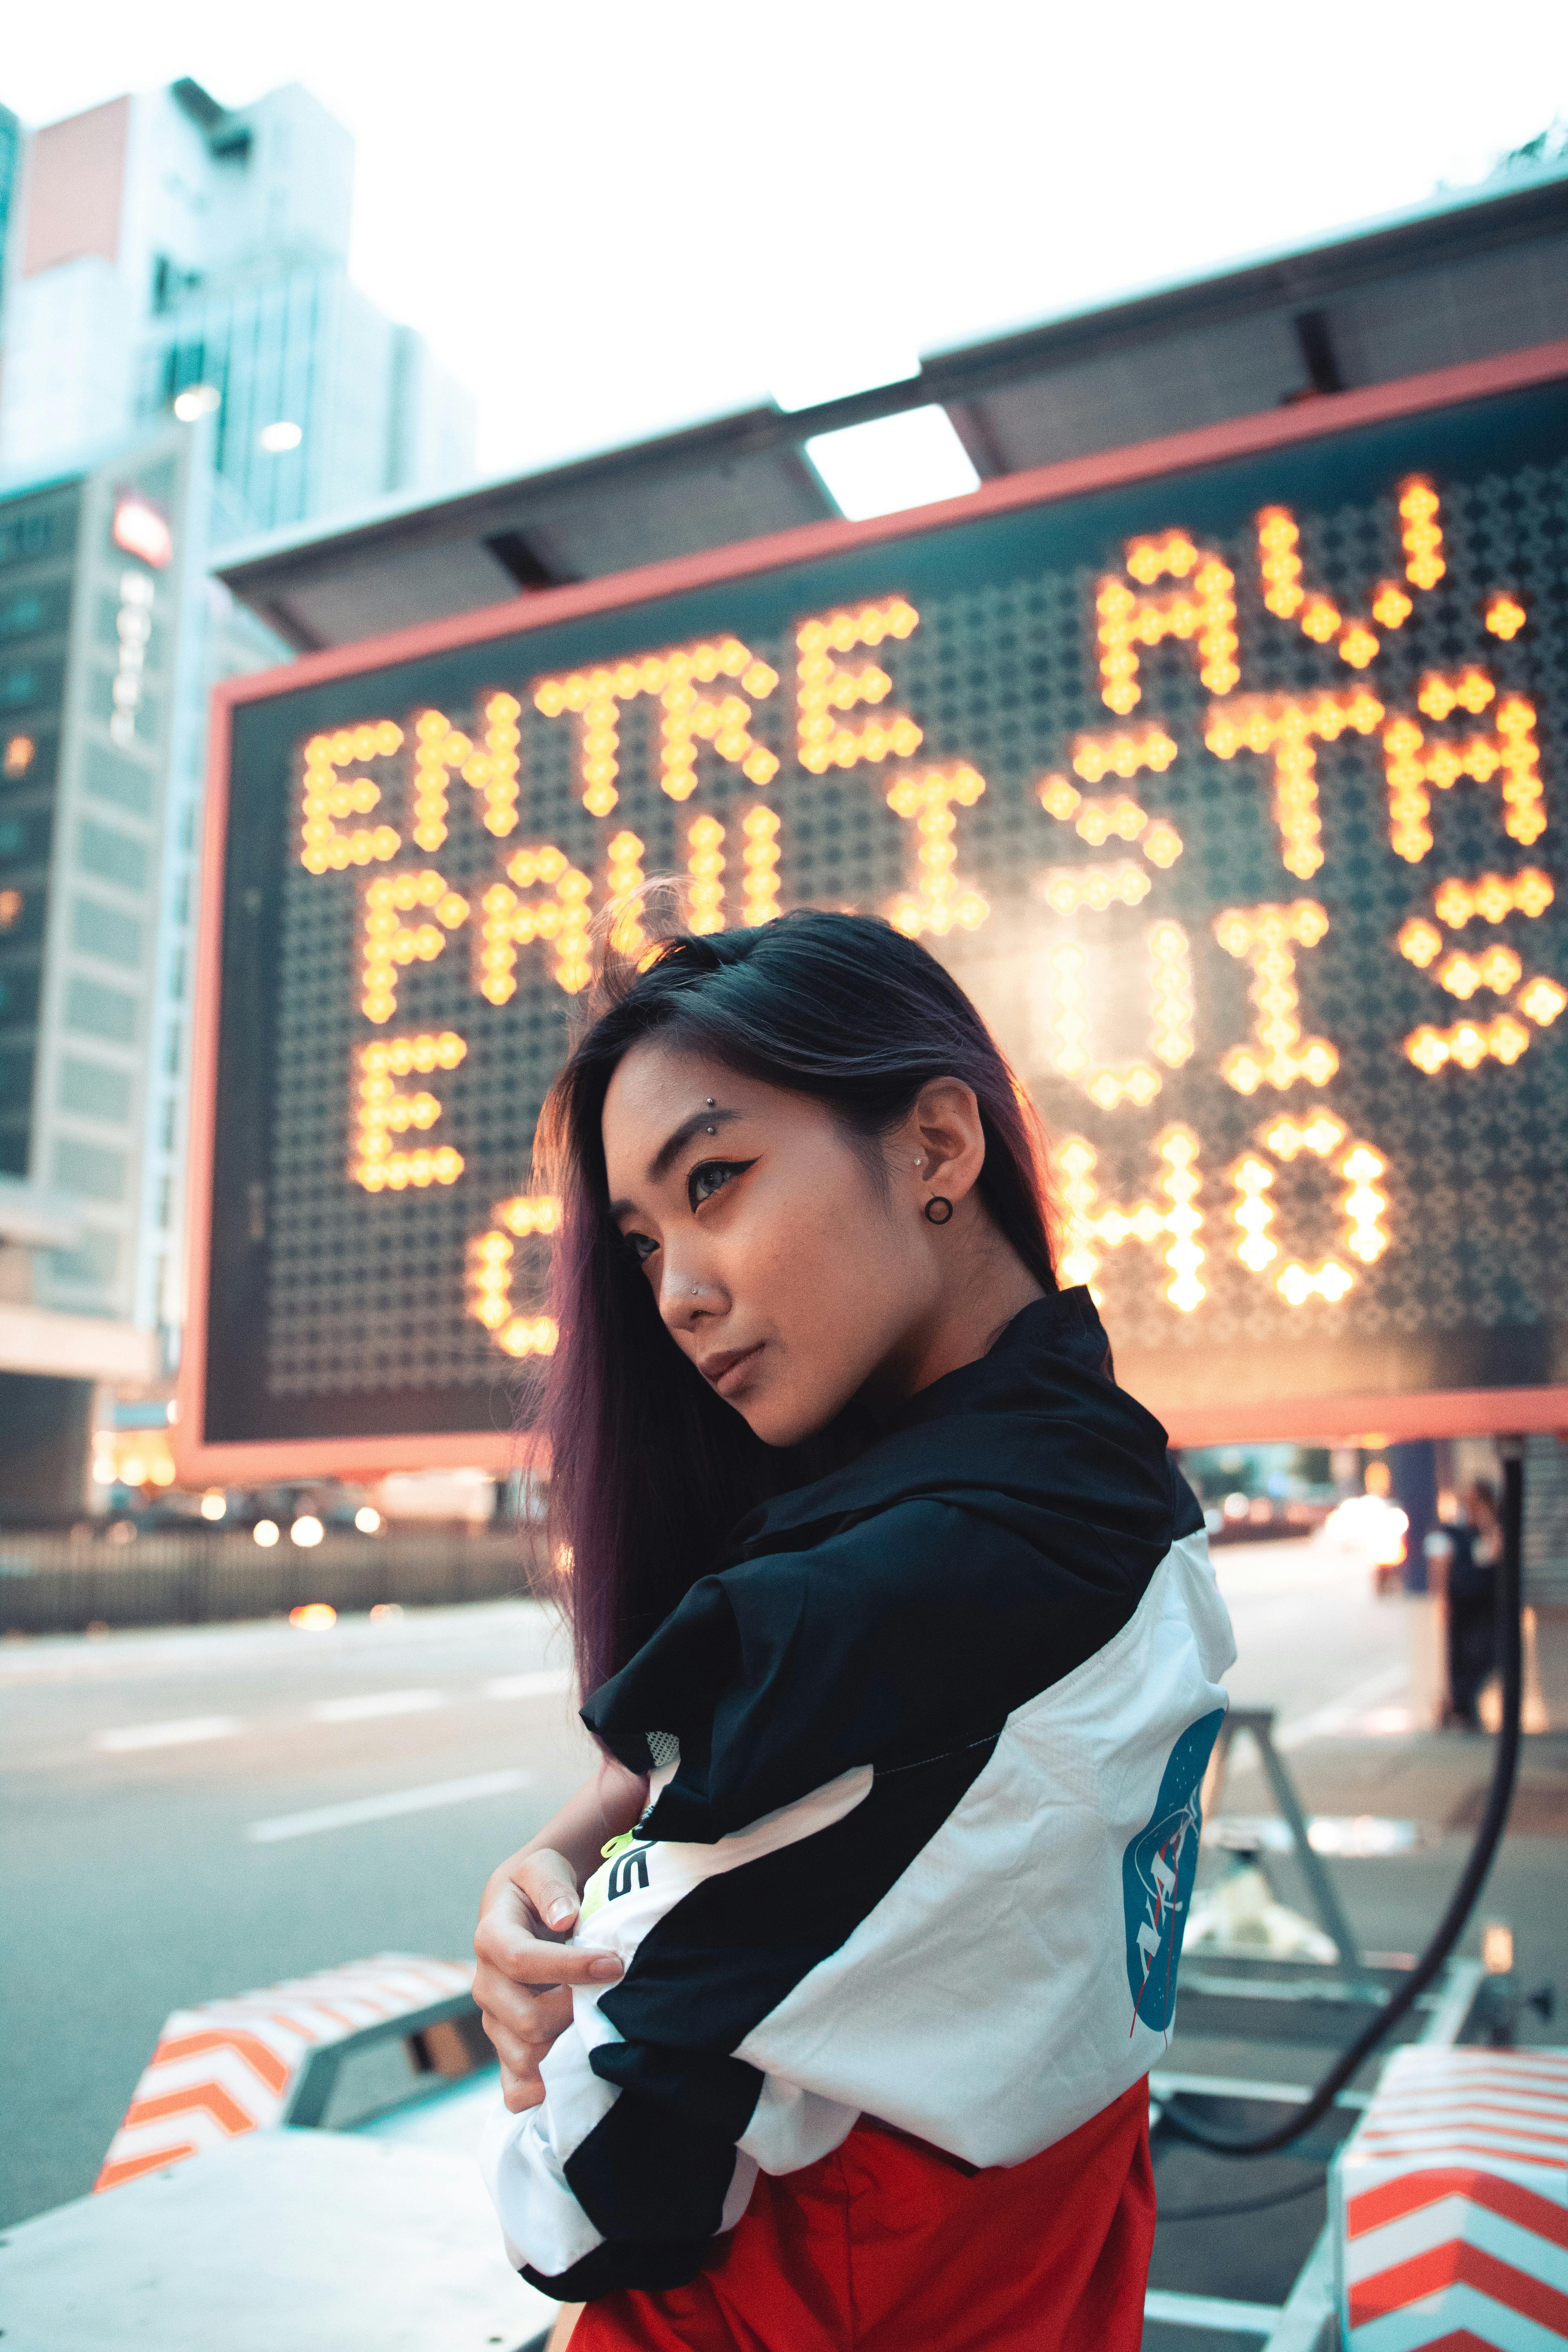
[730,1287,1154,1559]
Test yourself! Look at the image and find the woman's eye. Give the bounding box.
[688,1158,755,1211]
[624,1231,659,1266]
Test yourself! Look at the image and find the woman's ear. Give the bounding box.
[908,1078,985,1204]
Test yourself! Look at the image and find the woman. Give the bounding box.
[474,909,1234,2350]
[1446,1479,1502,1728]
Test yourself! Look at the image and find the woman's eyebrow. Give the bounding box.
[606,1105,744,1220]
[648,1105,740,1183]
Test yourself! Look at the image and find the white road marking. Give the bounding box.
[92,1715,243,1753]
[484,1669,573,1700]
[247,1768,535,1844]
[309,1688,446,1723]
[1275,1662,1408,1749]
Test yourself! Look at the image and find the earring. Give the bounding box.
[924,1196,954,1225]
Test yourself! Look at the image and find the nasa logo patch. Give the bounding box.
[1122,1709,1225,2034]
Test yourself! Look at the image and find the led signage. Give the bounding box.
[181,351,1568,1476]
[111,491,173,570]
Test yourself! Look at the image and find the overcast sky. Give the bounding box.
[6,2,1567,481]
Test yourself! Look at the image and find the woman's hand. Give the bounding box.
[473,1844,626,2111]
[473,1757,650,2112]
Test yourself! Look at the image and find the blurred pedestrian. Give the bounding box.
[470,908,1234,2350]
[1446,1479,1502,1729]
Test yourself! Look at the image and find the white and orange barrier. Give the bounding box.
[96,1953,474,2191]
[1336,2043,1568,2347]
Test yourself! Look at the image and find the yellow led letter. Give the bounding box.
[885,766,988,937]
[299,722,403,872]
[468,1196,561,1358]
[1053,1127,1205,1311]
[1038,731,1185,875]
[1399,865,1559,1073]
[1096,534,1238,715]
[410,697,523,851]
[361,870,469,1024]
[1205,689,1383,880]
[1041,924,1193,1109]
[478,847,592,1000]
[1255,507,1384,670]
[1383,674,1543,863]
[352,1031,466,1192]
[1213,901,1338,1093]
[796,599,923,774]
[1227,1114,1390,1305]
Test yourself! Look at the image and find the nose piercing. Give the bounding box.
[691,1282,701,1296]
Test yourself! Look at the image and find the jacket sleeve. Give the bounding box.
[588,1486,1157,1840]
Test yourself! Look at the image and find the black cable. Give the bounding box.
[1160,1441,1525,2157]
[1156,2170,1328,2222]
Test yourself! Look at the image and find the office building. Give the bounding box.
[0,78,474,540]
[0,102,20,328]
[0,78,477,1508]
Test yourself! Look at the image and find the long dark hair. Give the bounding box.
[530,909,1058,1695]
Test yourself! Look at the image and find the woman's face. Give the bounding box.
[601,1041,975,1446]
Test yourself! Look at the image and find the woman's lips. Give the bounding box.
[702,1342,764,1397]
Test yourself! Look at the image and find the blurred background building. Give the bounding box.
[0,79,477,1512]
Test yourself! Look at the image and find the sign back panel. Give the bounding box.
[182,349,1568,1476]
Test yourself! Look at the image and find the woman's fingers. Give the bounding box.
[472,1853,623,1988]
[473,1913,624,1989]
[472,1972,572,2052]
[476,1975,573,2111]
[477,1982,578,2114]
[514,1846,583,1935]
[479,1987,571,2103]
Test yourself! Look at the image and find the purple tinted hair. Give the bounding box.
[529,908,1058,1696]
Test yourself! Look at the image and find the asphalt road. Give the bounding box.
[1,1596,598,2225]
[0,1535,1406,2229]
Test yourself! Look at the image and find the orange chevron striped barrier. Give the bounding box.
[96,1953,473,2191]
[1336,2043,1568,2348]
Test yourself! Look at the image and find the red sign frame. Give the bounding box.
[178,338,1568,1482]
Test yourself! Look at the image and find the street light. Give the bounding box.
[253,1518,280,1548]
[200,1492,227,1521]
[354,1505,382,1534]
[258,419,302,453]
[291,1514,324,1547]
[173,383,221,422]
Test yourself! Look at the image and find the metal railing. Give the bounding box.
[0,1526,548,1633]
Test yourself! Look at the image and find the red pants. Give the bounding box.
[572,2079,1153,2351]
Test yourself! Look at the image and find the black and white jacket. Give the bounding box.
[481,1290,1234,2299]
